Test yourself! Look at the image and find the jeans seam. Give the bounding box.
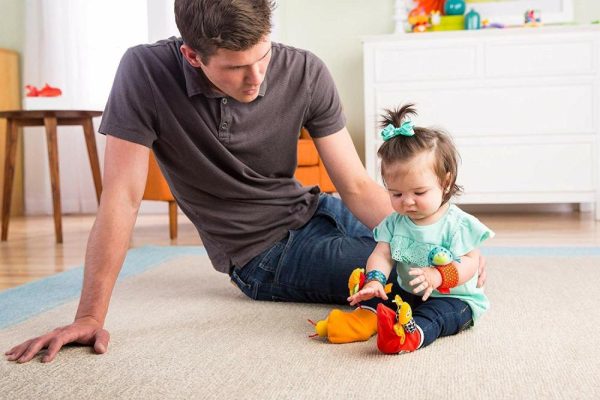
[249,240,285,299]
[458,304,473,331]
[258,241,282,273]
[273,230,295,283]
[459,319,474,332]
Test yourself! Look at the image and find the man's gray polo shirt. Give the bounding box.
[99,38,346,273]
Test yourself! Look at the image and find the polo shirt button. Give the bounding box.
[222,98,228,105]
[221,122,228,129]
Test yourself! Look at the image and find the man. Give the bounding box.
[5,0,485,363]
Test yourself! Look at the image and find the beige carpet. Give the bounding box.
[1,252,600,399]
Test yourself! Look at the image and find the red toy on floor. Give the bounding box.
[377,295,422,354]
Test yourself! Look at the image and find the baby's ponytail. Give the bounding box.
[377,103,462,204]
[380,103,418,131]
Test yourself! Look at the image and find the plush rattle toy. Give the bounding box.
[377,294,422,354]
[427,246,460,294]
[309,268,392,342]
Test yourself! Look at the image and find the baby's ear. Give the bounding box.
[443,172,452,192]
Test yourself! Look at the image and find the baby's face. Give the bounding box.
[383,151,448,225]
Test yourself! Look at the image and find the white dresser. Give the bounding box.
[363,25,600,218]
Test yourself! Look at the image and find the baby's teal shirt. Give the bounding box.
[374,204,494,321]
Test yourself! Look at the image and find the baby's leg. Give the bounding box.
[376,293,473,354]
[412,297,473,349]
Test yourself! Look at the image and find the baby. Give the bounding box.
[347,104,494,354]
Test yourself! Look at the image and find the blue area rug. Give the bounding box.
[0,246,206,329]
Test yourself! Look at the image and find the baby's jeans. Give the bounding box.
[398,288,474,348]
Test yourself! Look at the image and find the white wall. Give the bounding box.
[147,0,179,43]
[23,0,149,215]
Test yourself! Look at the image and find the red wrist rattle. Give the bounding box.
[435,264,459,294]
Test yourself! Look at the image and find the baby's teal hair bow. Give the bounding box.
[380,120,415,141]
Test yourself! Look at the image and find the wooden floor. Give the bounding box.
[1,210,600,290]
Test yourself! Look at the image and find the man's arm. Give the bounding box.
[5,136,150,363]
[313,127,392,229]
[75,136,150,326]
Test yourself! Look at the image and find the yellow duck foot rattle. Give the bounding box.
[308,268,390,344]
[376,295,423,354]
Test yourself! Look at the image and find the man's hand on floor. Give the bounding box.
[4,317,110,363]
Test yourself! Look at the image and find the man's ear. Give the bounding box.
[180,44,204,68]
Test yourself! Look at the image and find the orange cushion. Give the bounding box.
[296,130,336,193]
[297,139,319,166]
[295,166,320,187]
[318,163,336,193]
[143,152,175,201]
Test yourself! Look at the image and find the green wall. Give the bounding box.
[276,0,395,158]
[575,1,600,24]
[0,0,24,52]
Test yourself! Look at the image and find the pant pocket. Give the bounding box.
[230,238,287,300]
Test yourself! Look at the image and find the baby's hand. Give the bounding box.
[408,267,442,301]
[347,281,388,306]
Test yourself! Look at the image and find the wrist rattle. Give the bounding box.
[435,264,459,294]
[365,269,387,287]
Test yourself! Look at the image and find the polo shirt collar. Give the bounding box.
[182,57,268,99]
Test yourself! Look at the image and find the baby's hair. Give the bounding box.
[378,103,462,204]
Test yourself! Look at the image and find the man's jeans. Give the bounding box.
[398,289,474,347]
[230,194,398,305]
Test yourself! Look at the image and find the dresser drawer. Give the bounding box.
[374,44,478,83]
[456,140,594,193]
[484,37,596,78]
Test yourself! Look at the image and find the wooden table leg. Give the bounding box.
[168,201,178,240]
[1,119,18,241]
[82,117,102,203]
[44,116,63,243]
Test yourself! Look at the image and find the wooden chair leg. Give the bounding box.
[82,118,103,204]
[44,116,63,243]
[168,201,178,239]
[1,119,18,241]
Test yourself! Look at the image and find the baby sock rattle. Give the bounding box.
[376,295,423,354]
[308,268,391,343]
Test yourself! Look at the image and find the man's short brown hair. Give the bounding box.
[175,0,275,64]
